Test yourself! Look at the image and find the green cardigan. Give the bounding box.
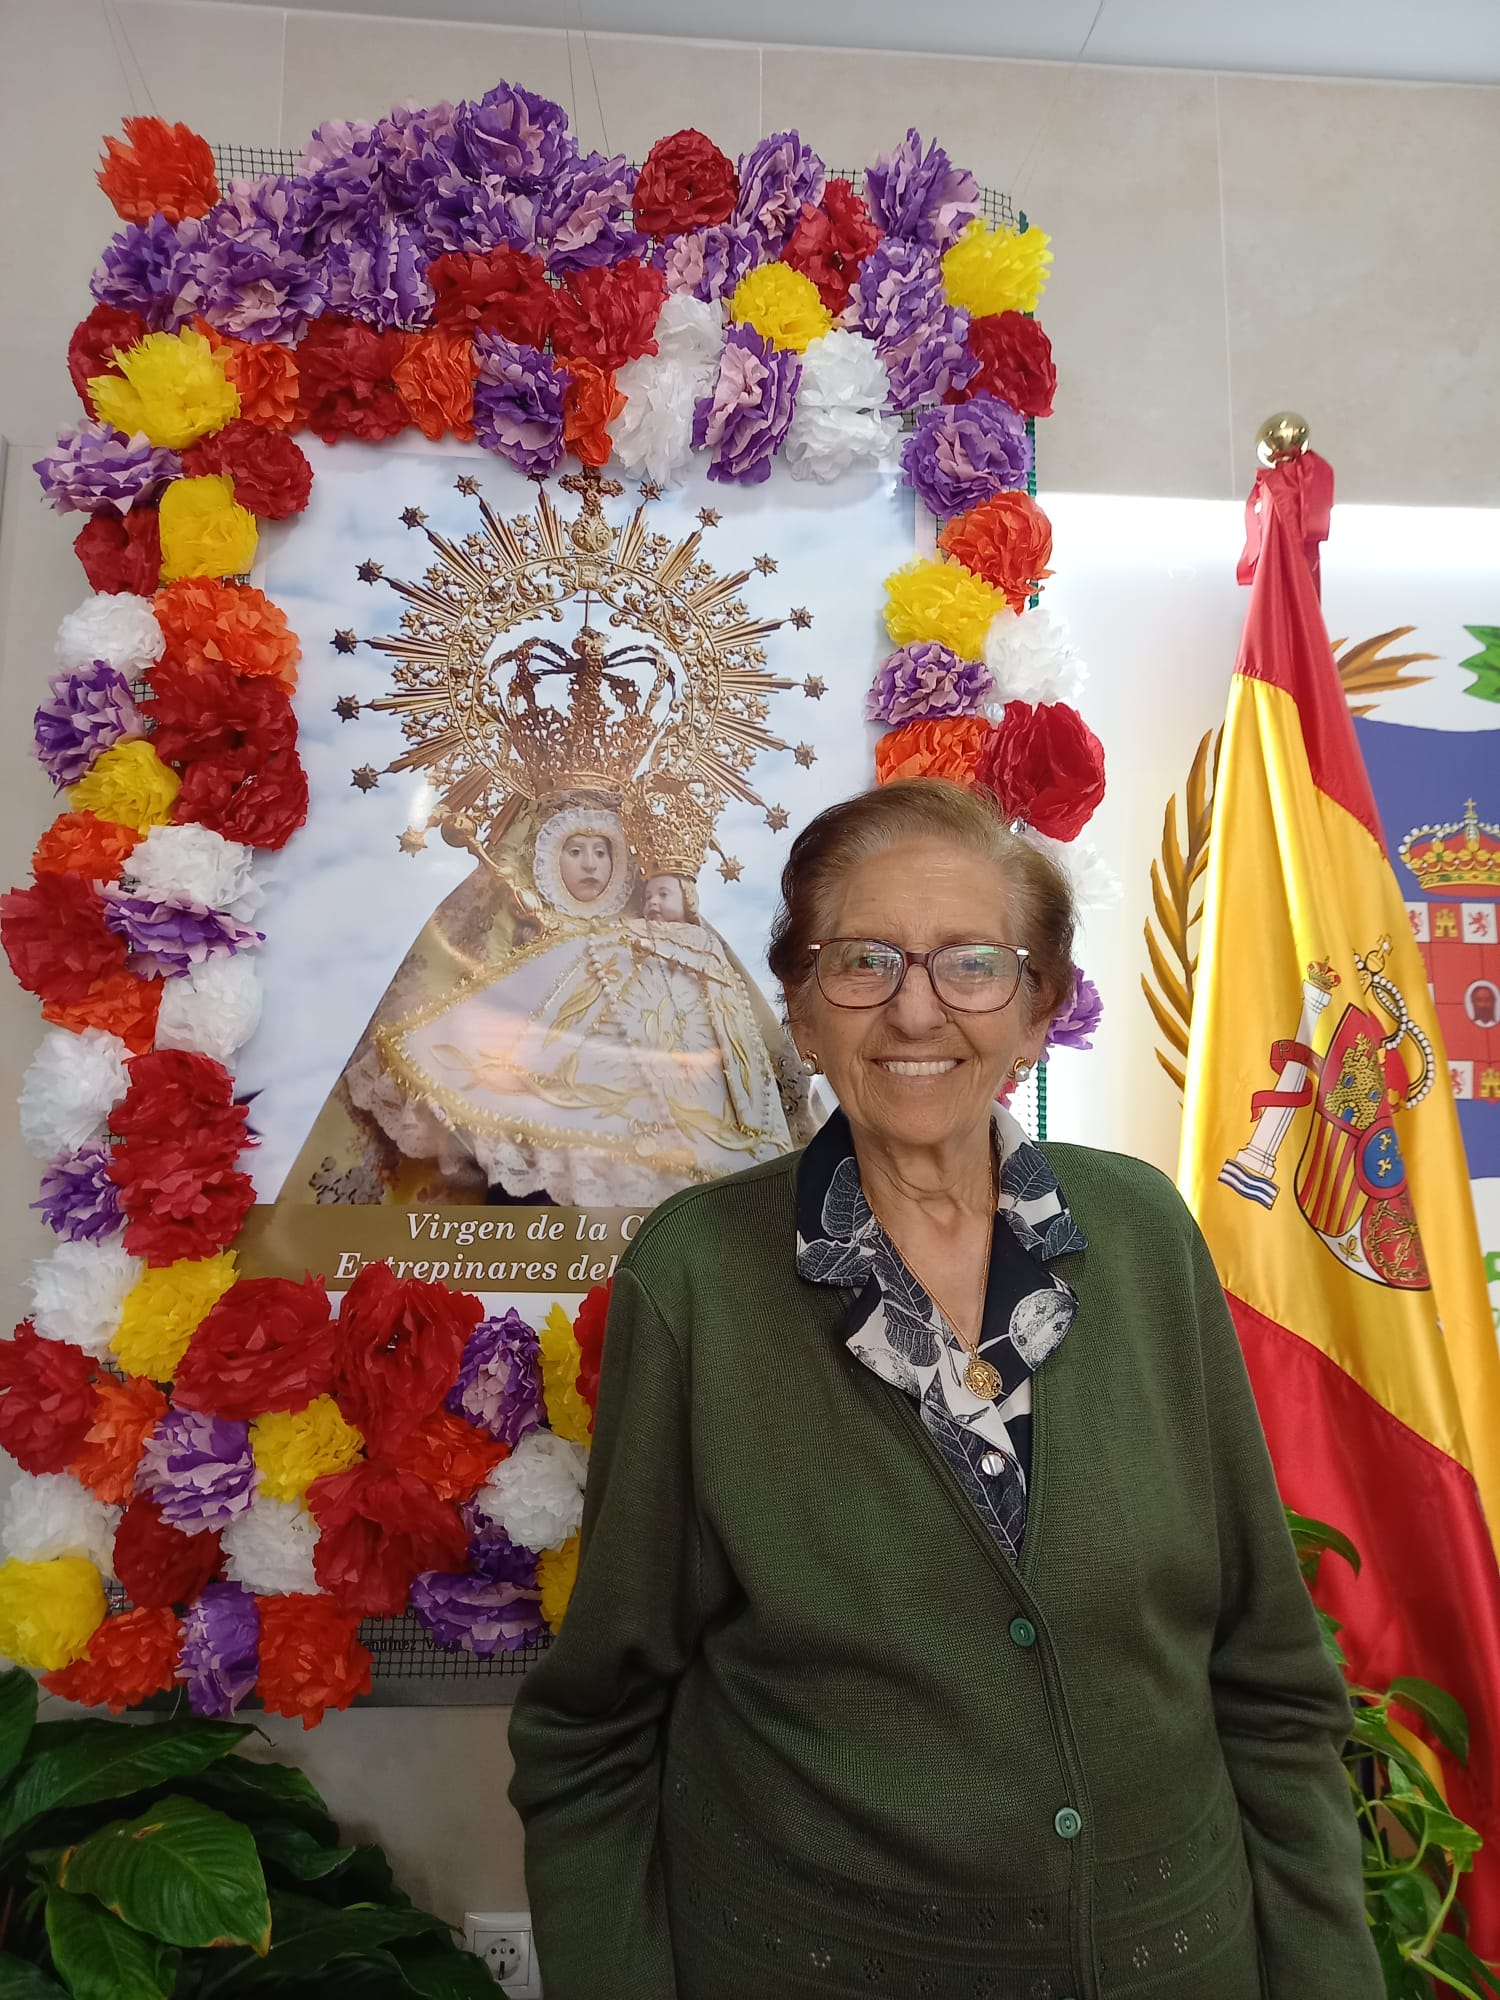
[509,1142,1380,1999]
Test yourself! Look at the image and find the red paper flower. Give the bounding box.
[113,1149,256,1267]
[182,420,313,519]
[956,312,1057,421]
[256,1594,371,1727]
[0,872,127,1005]
[113,1496,223,1609]
[874,715,998,789]
[42,969,161,1055]
[333,1262,480,1451]
[977,700,1106,841]
[32,813,141,883]
[111,1049,245,1150]
[174,1276,337,1420]
[98,117,219,225]
[783,179,882,314]
[307,1460,467,1617]
[74,509,163,596]
[294,318,407,445]
[632,129,738,236]
[0,1324,99,1477]
[393,329,476,441]
[381,1408,506,1502]
[42,1605,182,1711]
[573,1281,611,1416]
[154,578,300,687]
[69,1375,168,1504]
[195,322,300,431]
[172,746,309,852]
[551,261,666,372]
[562,359,626,468]
[937,492,1053,613]
[70,305,147,412]
[427,248,555,348]
[145,657,298,769]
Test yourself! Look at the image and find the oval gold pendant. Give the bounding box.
[964,1354,1003,1400]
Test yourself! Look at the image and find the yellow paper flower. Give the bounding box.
[69,739,180,835]
[89,327,240,450]
[941,219,1054,318]
[158,474,259,583]
[112,1253,238,1381]
[729,264,834,353]
[884,557,1002,660]
[252,1397,365,1503]
[538,1305,593,1446]
[0,1557,107,1671]
[538,1533,580,1635]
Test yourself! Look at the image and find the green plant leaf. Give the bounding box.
[252,1823,356,1882]
[1384,1762,1484,1863]
[1,1724,252,1846]
[1313,1603,1348,1672]
[1285,1509,1362,1573]
[1350,1713,1446,1801]
[202,1891,448,1993]
[0,1956,66,1998]
[1429,1931,1500,1997]
[389,1934,498,1999]
[1376,1866,1443,1937]
[44,1886,174,2000]
[56,1796,271,1954]
[174,1761,335,1841]
[0,1674,37,1791]
[1389,1678,1471,1765]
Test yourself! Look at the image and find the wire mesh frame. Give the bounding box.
[177,142,1035,1697]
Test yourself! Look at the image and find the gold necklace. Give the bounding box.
[868,1144,1003,1402]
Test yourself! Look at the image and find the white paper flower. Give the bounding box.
[475,1432,588,1552]
[123,824,263,922]
[19,1027,131,1161]
[221,1497,321,1595]
[651,293,723,372]
[613,353,717,486]
[29,1239,144,1355]
[153,955,263,1065]
[983,606,1088,706]
[1,1472,119,1574]
[54,592,164,674]
[1020,829,1122,911]
[784,330,899,482]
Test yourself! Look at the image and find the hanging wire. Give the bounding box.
[1011,0,1109,207]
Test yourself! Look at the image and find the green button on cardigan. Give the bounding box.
[509,1142,1382,1999]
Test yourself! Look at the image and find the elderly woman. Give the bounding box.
[509,778,1378,1999]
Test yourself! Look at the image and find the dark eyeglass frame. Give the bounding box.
[808,938,1031,1014]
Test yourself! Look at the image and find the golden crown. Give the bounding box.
[621,772,718,883]
[494,621,673,802]
[1399,801,1500,894]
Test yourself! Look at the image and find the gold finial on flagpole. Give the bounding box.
[1255,411,1310,467]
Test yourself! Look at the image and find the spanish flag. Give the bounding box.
[1180,452,1500,1939]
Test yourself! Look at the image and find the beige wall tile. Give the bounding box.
[1218,73,1500,505]
[763,46,1235,498]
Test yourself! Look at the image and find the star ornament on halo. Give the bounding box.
[400,507,428,529]
[638,479,664,502]
[697,507,721,528]
[754,554,778,575]
[794,744,817,768]
[803,676,827,700]
[398,826,428,854]
[356,560,384,584]
[789,607,813,630]
[350,766,379,792]
[455,475,481,496]
[332,630,359,654]
[718,855,744,882]
[334,696,361,721]
[765,806,790,832]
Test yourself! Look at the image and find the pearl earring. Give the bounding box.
[1012,1058,1032,1081]
[804,1052,822,1075]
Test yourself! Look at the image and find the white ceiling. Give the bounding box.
[197,0,1500,86]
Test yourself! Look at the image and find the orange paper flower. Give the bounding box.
[42,1604,181,1711]
[874,715,994,788]
[393,329,476,441]
[937,493,1053,614]
[32,813,141,883]
[43,970,162,1054]
[562,359,626,468]
[194,321,300,431]
[98,118,219,225]
[256,1593,371,1728]
[380,1407,507,1502]
[153,577,300,688]
[69,1375,169,1504]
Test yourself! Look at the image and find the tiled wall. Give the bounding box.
[0,0,1496,1925]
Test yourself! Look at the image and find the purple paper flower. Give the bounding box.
[410,1569,545,1655]
[137,1411,257,1534]
[691,325,800,485]
[852,239,946,349]
[372,100,468,212]
[656,223,763,303]
[539,151,645,271]
[460,1504,541,1588]
[459,81,576,186]
[321,217,433,330]
[901,394,1033,519]
[1046,966,1104,1054]
[865,129,981,250]
[32,1145,124,1244]
[447,1310,542,1448]
[733,131,826,251]
[34,422,180,517]
[471,333,567,476]
[102,894,264,977]
[91,213,200,330]
[294,122,387,250]
[883,310,978,412]
[177,178,322,344]
[34,662,144,788]
[866,642,994,725]
[416,174,532,258]
[178,1581,260,1717]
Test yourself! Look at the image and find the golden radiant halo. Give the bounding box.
[357,465,805,881]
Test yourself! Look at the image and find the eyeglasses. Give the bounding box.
[809,938,1030,1014]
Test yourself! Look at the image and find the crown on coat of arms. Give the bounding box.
[1399,801,1500,893]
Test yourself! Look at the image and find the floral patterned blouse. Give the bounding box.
[794,1105,1086,1557]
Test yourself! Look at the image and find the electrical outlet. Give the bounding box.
[465,1910,542,1996]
